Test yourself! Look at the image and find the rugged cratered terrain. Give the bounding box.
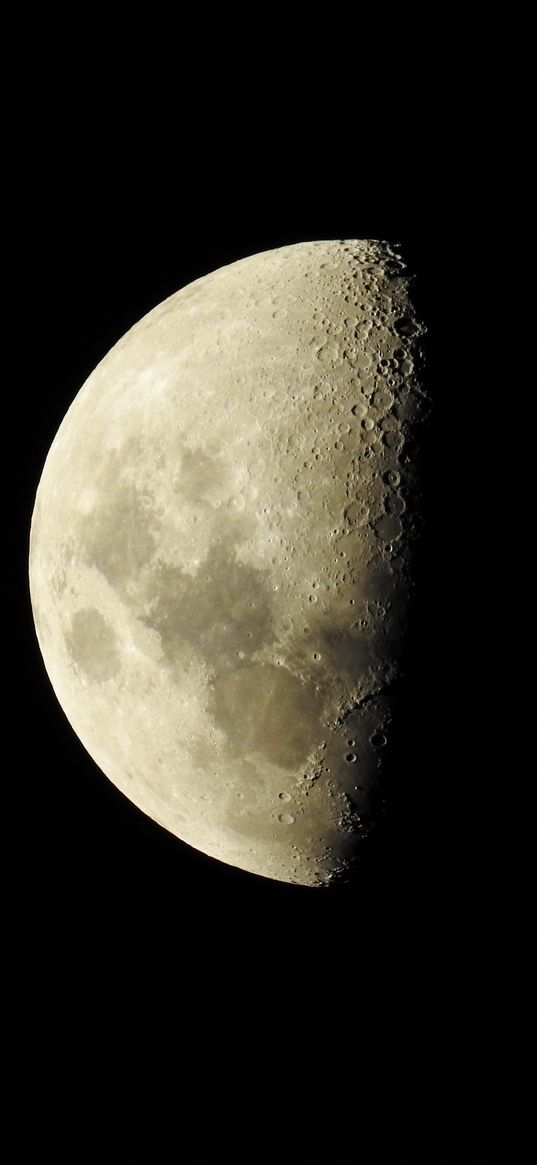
[29,240,426,886]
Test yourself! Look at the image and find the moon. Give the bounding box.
[29,240,426,886]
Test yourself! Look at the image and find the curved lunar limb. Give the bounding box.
[29,240,426,886]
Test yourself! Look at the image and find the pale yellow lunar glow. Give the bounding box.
[29,240,425,886]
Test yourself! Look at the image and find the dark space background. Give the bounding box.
[8,53,530,1148]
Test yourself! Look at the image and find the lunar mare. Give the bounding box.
[29,240,425,886]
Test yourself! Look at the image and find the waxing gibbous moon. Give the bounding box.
[29,240,426,886]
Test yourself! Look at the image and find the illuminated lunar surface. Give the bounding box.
[29,240,426,886]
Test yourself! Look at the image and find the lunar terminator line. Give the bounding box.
[29,240,426,886]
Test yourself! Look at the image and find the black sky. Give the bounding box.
[8,56,530,1148]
